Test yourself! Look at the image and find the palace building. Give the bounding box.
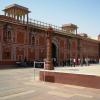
[0,4,100,67]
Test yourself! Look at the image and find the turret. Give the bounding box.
[98,34,100,41]
[62,23,78,34]
[3,4,30,23]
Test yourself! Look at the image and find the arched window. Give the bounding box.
[3,24,12,42]
[2,51,11,59]
[7,30,11,40]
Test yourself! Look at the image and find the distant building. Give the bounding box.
[0,4,100,66]
[98,34,100,41]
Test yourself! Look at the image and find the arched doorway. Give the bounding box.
[52,43,57,59]
[52,38,59,66]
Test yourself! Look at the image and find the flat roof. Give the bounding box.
[3,4,30,12]
[62,23,78,28]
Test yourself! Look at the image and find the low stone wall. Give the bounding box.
[0,61,16,65]
[40,71,100,89]
[0,61,16,69]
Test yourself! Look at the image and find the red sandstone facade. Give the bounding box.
[0,4,100,66]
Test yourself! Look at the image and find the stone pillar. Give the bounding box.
[27,13,29,24]
[17,15,19,21]
[13,9,15,19]
[4,12,7,16]
[45,27,54,70]
[20,16,22,21]
[26,13,29,44]
[76,28,77,35]
[8,13,10,17]
[23,15,25,24]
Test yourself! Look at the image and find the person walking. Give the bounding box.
[80,58,83,66]
[73,58,76,67]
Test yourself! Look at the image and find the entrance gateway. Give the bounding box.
[51,38,59,64]
[52,43,57,59]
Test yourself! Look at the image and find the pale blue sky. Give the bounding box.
[0,0,100,39]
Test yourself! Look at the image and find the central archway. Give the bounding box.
[52,43,57,58]
[52,38,59,66]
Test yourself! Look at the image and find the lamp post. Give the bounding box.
[45,27,54,70]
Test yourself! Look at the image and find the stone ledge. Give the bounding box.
[40,70,100,89]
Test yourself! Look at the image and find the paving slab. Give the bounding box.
[0,65,100,100]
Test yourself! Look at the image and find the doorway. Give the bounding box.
[52,43,57,59]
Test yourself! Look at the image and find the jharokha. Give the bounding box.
[0,4,100,69]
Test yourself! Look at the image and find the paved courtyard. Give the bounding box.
[55,64,100,76]
[0,65,100,100]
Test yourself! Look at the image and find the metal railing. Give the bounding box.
[28,18,71,34]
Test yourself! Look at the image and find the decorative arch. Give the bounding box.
[3,24,12,42]
[2,46,11,60]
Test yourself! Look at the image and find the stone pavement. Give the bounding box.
[0,66,100,100]
[55,64,100,76]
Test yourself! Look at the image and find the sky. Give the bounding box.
[0,0,100,39]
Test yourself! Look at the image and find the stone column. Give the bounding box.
[8,13,10,17]
[45,27,54,70]
[76,28,77,35]
[13,8,15,19]
[23,15,25,24]
[27,13,29,24]
[26,14,29,44]
[4,12,7,16]
[20,16,22,22]
[17,15,19,21]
